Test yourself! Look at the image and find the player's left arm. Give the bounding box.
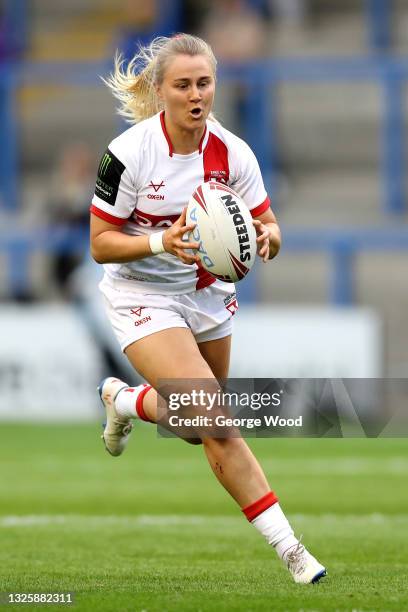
[252,207,281,262]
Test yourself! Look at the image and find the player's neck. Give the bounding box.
[164,116,205,155]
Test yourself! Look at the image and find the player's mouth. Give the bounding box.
[189,107,203,120]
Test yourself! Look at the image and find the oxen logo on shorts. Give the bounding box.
[131,307,144,317]
[130,307,152,327]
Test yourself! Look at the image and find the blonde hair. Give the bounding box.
[104,34,217,124]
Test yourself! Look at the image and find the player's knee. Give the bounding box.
[201,435,243,450]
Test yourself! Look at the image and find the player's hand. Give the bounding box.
[253,219,272,263]
[163,207,201,265]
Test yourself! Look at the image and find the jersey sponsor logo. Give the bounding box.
[147,180,165,199]
[95,148,126,206]
[133,210,178,228]
[149,180,165,192]
[147,194,165,200]
[99,152,112,176]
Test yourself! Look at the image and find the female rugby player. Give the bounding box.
[90,34,326,584]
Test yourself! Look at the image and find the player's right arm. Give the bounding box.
[90,209,200,265]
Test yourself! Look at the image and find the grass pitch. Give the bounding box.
[0,423,407,611]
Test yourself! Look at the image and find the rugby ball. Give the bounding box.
[186,181,257,282]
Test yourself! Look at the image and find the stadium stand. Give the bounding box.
[0,0,407,375]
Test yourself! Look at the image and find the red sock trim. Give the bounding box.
[135,384,154,423]
[242,491,279,522]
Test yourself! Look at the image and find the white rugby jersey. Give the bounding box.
[91,111,270,295]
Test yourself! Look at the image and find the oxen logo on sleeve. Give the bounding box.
[95,148,126,205]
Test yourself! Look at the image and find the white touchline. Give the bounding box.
[259,458,408,475]
[0,514,407,528]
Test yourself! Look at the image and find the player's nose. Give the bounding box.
[189,85,202,101]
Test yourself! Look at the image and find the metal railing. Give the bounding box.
[219,55,408,216]
[1,226,407,305]
[0,54,407,215]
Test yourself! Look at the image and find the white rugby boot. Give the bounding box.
[98,377,133,457]
[285,540,327,584]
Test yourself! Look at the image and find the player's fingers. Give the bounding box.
[177,250,199,265]
[259,239,269,257]
[256,231,269,243]
[254,221,267,235]
[180,222,197,235]
[176,240,200,250]
[262,240,270,262]
[178,207,187,225]
[173,208,187,228]
[258,235,269,249]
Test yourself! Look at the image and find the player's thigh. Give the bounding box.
[197,335,231,381]
[124,327,215,389]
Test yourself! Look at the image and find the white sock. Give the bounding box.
[251,503,299,561]
[115,384,150,419]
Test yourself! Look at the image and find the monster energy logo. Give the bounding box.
[95,149,125,205]
[99,153,112,176]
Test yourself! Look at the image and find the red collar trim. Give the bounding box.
[160,111,174,157]
[160,110,207,157]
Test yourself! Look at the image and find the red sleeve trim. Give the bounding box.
[242,491,279,522]
[90,204,128,226]
[250,196,271,218]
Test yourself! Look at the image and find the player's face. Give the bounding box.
[157,54,215,131]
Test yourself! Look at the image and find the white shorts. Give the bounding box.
[99,276,239,352]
